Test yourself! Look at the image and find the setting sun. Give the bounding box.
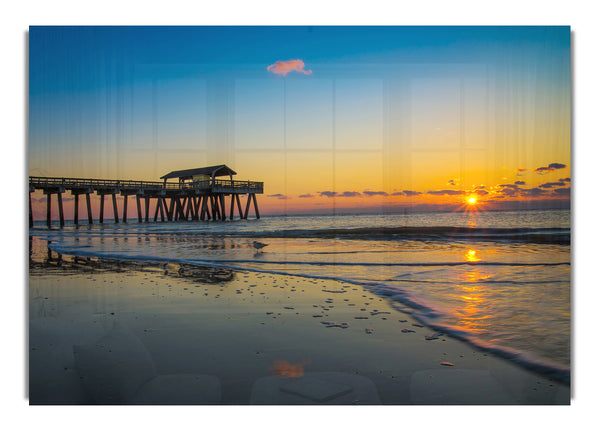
[467,196,477,205]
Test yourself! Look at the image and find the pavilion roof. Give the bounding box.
[160,165,236,180]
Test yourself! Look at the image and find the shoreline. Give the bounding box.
[29,246,569,405]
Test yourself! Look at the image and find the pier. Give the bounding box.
[29,165,263,228]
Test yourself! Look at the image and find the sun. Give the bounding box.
[456,193,486,218]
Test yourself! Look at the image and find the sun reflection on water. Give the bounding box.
[465,249,481,262]
[452,249,493,334]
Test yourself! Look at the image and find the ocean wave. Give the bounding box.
[31,225,571,245]
[233,226,570,245]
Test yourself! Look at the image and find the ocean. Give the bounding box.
[29,208,571,383]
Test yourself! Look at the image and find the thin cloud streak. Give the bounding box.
[427,190,465,196]
[363,190,388,197]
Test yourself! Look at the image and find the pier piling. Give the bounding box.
[112,194,119,223]
[57,193,64,227]
[85,193,93,224]
[136,195,142,222]
[74,194,79,225]
[99,195,105,223]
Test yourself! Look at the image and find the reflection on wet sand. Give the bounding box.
[269,359,311,378]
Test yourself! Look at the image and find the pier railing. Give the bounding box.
[200,179,264,194]
[29,176,167,189]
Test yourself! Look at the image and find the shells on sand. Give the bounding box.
[365,328,374,334]
[440,362,455,366]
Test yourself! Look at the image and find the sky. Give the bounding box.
[29,26,571,215]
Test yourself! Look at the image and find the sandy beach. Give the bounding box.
[29,248,569,405]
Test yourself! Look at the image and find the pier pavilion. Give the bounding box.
[29,165,263,228]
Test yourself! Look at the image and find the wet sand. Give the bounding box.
[29,258,569,405]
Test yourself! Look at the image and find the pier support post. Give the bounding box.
[174,198,183,221]
[29,192,34,228]
[86,193,93,224]
[244,194,251,220]
[206,196,211,220]
[177,198,183,220]
[220,194,226,221]
[200,195,208,220]
[192,197,198,220]
[99,195,105,223]
[252,193,260,219]
[145,197,150,222]
[46,193,52,228]
[136,196,142,222]
[167,198,175,221]
[235,194,243,219]
[211,195,218,221]
[73,194,79,225]
[172,198,178,221]
[159,198,165,221]
[229,194,235,220]
[154,198,160,222]
[184,197,192,220]
[57,192,64,227]
[122,195,128,223]
[112,194,119,223]
[192,196,201,220]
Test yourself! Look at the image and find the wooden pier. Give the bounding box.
[29,165,263,228]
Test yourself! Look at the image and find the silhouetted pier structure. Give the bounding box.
[29,165,263,228]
